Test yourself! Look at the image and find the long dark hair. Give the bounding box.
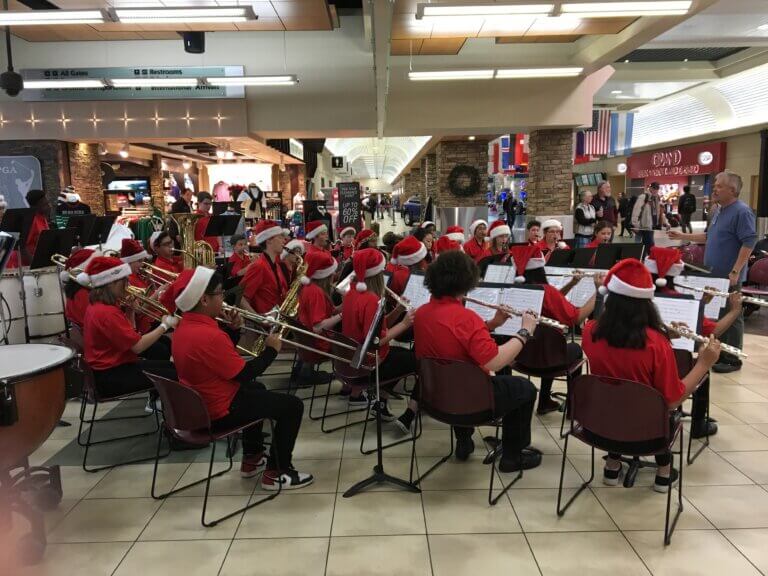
[524,268,549,285]
[591,293,667,349]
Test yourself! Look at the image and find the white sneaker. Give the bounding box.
[261,469,314,491]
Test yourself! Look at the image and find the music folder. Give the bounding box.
[484,263,517,285]
[30,228,76,270]
[653,293,702,353]
[401,272,430,310]
[204,214,242,238]
[465,282,544,336]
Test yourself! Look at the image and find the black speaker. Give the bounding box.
[182,32,205,54]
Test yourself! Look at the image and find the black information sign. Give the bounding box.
[337,182,361,231]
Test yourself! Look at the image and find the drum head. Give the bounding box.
[0,344,74,380]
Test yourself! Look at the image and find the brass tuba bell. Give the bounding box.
[169,212,216,269]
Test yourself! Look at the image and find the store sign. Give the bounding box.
[289,138,304,160]
[0,156,43,209]
[20,66,245,101]
[337,182,361,231]
[627,142,727,179]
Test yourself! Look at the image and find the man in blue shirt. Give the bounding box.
[670,170,756,373]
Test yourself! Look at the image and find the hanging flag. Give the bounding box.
[500,135,511,172]
[609,111,635,157]
[583,109,611,156]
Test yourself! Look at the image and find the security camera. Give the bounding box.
[0,69,23,97]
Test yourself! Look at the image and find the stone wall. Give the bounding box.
[275,164,306,215]
[526,129,574,216]
[435,139,488,207]
[67,143,103,213]
[423,153,437,204]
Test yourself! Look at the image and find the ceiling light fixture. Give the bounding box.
[23,79,105,89]
[611,89,623,94]
[561,1,692,18]
[205,75,299,86]
[759,24,768,31]
[495,67,583,78]
[110,78,198,88]
[416,2,553,18]
[119,143,130,159]
[110,6,257,24]
[0,9,106,26]
[182,159,192,170]
[408,70,495,81]
[468,136,476,141]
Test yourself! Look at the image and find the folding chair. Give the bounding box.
[410,358,522,505]
[556,375,684,545]
[144,372,281,527]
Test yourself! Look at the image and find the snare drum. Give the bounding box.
[0,267,66,343]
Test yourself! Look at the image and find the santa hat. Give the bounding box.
[468,219,487,236]
[354,229,377,250]
[541,219,563,231]
[120,238,149,264]
[173,266,216,312]
[598,258,655,299]
[509,245,546,283]
[352,248,386,292]
[301,250,338,285]
[78,256,131,288]
[434,236,462,256]
[420,220,435,229]
[281,238,306,260]
[60,248,98,283]
[305,220,328,241]
[488,220,511,240]
[253,220,288,245]
[339,226,356,238]
[445,226,465,243]
[148,231,163,253]
[392,235,427,267]
[644,246,685,287]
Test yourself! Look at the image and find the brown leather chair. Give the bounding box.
[144,372,281,527]
[557,374,683,545]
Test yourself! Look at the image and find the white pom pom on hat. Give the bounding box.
[655,277,668,287]
[300,276,311,285]
[356,282,367,292]
[515,275,526,283]
[598,285,609,295]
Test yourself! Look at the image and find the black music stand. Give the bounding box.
[203,214,241,239]
[547,248,575,267]
[571,248,597,268]
[66,214,96,247]
[594,244,644,269]
[343,296,420,497]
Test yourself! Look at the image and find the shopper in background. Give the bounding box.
[574,191,597,249]
[631,182,668,253]
[592,181,618,238]
[172,187,194,214]
[618,191,631,236]
[678,185,697,234]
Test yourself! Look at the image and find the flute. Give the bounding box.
[546,269,602,279]
[385,286,413,311]
[463,296,568,332]
[666,323,747,360]
[675,281,768,308]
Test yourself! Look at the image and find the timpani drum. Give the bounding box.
[0,267,66,344]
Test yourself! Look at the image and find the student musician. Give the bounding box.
[409,250,542,471]
[298,251,342,355]
[485,220,512,262]
[536,219,569,262]
[170,267,313,489]
[334,226,356,266]
[354,229,378,251]
[241,220,289,314]
[228,234,252,281]
[194,192,220,256]
[120,238,154,335]
[305,220,329,254]
[81,256,177,404]
[585,220,613,249]
[413,226,435,264]
[150,231,183,281]
[419,221,437,236]
[62,248,98,329]
[7,189,50,269]
[280,238,306,286]
[433,235,462,257]
[342,248,416,417]
[463,219,489,263]
[444,225,465,244]
[526,220,542,246]
[582,259,720,492]
[388,235,428,296]
[645,246,744,438]
[511,245,600,414]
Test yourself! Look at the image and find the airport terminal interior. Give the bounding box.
[2,0,768,574]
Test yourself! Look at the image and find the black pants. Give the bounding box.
[453,376,537,456]
[211,381,304,470]
[608,451,671,467]
[93,359,177,399]
[539,343,583,403]
[378,347,418,384]
[680,213,693,234]
[690,377,710,424]
[141,336,172,361]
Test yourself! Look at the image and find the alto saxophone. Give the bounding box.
[251,255,308,356]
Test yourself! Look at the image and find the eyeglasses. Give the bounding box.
[158,240,174,247]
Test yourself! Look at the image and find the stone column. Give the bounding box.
[526,129,574,219]
[67,143,103,213]
[435,139,489,208]
[423,153,437,204]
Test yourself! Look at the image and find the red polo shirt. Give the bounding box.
[84,302,141,370]
[172,312,245,420]
[542,284,581,327]
[463,238,489,263]
[582,320,686,406]
[194,213,220,254]
[128,273,153,334]
[414,297,498,369]
[342,288,389,361]
[389,265,411,296]
[242,253,288,313]
[299,283,335,353]
[228,252,251,279]
[152,256,182,281]
[7,213,48,269]
[65,286,89,328]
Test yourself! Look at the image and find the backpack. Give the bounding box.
[679,193,696,215]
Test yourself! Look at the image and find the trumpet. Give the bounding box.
[385,287,413,311]
[140,261,179,288]
[675,281,768,308]
[121,285,170,323]
[665,323,747,360]
[463,296,568,332]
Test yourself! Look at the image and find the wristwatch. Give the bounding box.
[516,328,532,343]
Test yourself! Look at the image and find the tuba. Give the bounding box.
[250,255,308,356]
[170,212,216,269]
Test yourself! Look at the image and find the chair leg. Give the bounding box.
[556,436,594,516]
[359,378,421,455]
[488,424,522,505]
[664,430,685,546]
[319,379,369,434]
[409,412,421,484]
[558,377,570,439]
[687,399,710,465]
[412,427,455,487]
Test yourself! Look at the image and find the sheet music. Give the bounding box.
[336,273,352,295]
[402,274,431,310]
[496,288,545,336]
[676,275,729,319]
[545,266,604,308]
[653,296,701,352]
[465,287,500,322]
[484,264,517,285]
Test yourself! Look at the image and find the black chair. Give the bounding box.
[144,372,281,527]
[556,375,683,545]
[674,349,711,464]
[410,358,522,505]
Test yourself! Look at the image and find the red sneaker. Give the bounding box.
[240,453,267,478]
[261,468,314,491]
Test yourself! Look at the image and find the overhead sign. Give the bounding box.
[289,138,304,160]
[20,66,245,101]
[628,141,727,180]
[332,156,349,174]
[337,181,361,231]
[0,156,43,209]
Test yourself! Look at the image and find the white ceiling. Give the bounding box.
[594,79,703,103]
[325,136,431,182]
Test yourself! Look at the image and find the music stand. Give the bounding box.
[203,214,241,238]
[619,243,644,261]
[30,229,76,338]
[66,214,96,247]
[80,216,115,249]
[343,296,420,497]
[571,248,597,268]
[212,201,235,216]
[547,249,574,267]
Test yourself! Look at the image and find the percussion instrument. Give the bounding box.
[665,323,747,360]
[0,267,66,344]
[463,295,568,331]
[675,281,768,308]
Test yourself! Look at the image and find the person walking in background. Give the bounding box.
[574,191,597,249]
[618,191,631,236]
[592,181,618,238]
[631,182,668,253]
[678,185,697,234]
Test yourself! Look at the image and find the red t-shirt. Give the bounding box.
[298,283,335,353]
[242,253,288,313]
[542,284,581,327]
[172,312,245,420]
[228,252,250,279]
[342,288,389,361]
[6,213,48,269]
[414,297,498,370]
[84,302,141,370]
[152,256,182,281]
[129,273,153,334]
[582,320,686,406]
[389,265,410,296]
[463,238,490,263]
[65,286,89,328]
[194,214,220,254]
[586,238,602,249]
[306,243,327,255]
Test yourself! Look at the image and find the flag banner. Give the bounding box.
[609,111,635,157]
[584,109,611,156]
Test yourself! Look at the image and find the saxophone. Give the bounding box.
[169,212,216,269]
[251,255,308,356]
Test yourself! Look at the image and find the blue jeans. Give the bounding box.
[635,230,654,255]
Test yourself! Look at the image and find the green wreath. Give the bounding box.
[448,165,481,197]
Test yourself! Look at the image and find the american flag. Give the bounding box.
[583,109,611,156]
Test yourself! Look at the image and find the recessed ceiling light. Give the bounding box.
[759,24,768,31]
[205,75,298,86]
[0,9,106,25]
[416,3,553,18]
[611,89,623,94]
[495,67,583,78]
[683,58,689,62]
[624,59,630,63]
[110,78,198,88]
[408,70,495,81]
[468,136,476,141]
[110,6,256,24]
[561,1,692,18]
[24,79,105,89]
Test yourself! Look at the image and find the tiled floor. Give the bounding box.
[7,215,768,575]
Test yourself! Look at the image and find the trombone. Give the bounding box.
[463,296,568,332]
[140,261,179,288]
[51,253,82,282]
[121,285,171,323]
[675,281,768,308]
[665,323,747,360]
